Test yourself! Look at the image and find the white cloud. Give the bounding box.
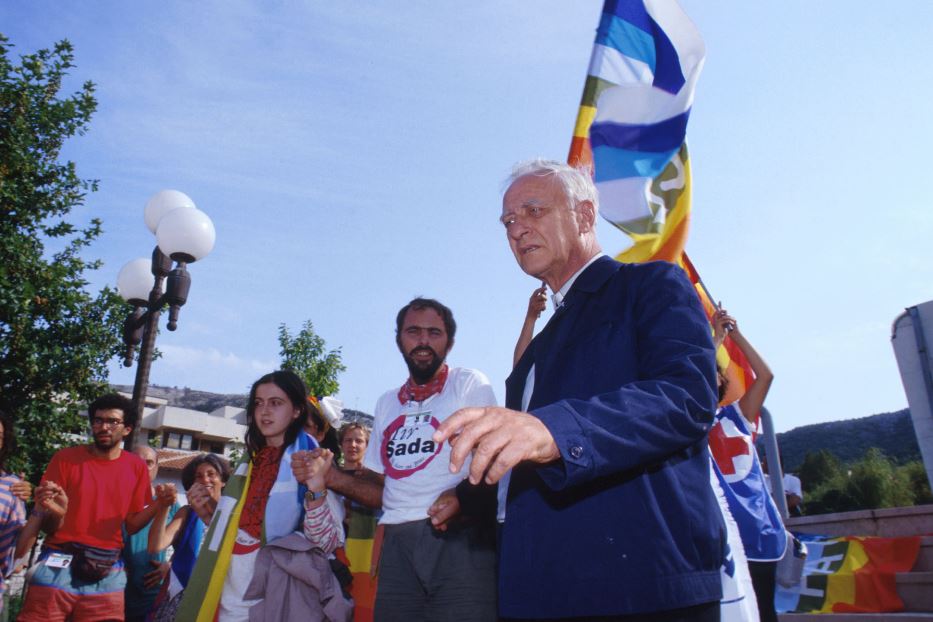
[109,344,277,394]
[159,344,275,373]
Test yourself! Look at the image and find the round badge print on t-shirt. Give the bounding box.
[380,411,443,479]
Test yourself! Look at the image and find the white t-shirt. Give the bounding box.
[364,367,497,525]
[764,473,804,500]
[783,473,803,498]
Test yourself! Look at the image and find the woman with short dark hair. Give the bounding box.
[147,452,231,620]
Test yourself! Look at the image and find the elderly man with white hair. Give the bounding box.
[436,159,725,622]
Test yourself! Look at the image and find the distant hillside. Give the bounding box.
[113,384,247,412]
[341,408,374,426]
[113,384,373,425]
[776,408,919,471]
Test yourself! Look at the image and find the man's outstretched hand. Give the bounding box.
[433,406,559,485]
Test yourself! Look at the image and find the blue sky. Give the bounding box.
[3,2,931,432]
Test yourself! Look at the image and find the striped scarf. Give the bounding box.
[176,432,317,621]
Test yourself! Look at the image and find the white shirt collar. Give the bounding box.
[550,253,604,309]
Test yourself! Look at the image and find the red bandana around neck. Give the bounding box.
[397,364,449,404]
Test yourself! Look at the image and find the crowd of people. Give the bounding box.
[0,159,800,621]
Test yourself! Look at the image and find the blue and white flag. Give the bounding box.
[588,0,705,237]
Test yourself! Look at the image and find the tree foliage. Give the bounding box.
[802,448,929,515]
[0,36,125,481]
[901,460,933,505]
[278,320,346,397]
[798,449,842,492]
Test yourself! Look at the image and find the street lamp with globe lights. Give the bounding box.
[116,190,215,448]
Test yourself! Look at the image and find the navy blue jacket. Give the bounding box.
[499,256,725,618]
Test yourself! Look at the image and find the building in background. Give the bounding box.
[115,392,246,499]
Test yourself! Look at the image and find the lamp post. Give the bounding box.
[117,190,215,449]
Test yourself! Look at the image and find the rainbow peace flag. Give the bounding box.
[569,0,754,409]
[776,534,921,614]
[569,0,704,264]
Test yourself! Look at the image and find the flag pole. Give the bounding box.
[680,253,719,311]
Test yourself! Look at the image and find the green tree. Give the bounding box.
[0,37,125,481]
[798,449,842,492]
[278,320,346,397]
[806,448,918,514]
[843,448,914,509]
[899,460,932,505]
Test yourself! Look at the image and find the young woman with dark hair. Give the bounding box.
[178,370,348,621]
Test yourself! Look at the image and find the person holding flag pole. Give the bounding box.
[709,307,784,622]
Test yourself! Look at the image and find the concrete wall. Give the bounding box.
[892,301,933,489]
[787,503,933,538]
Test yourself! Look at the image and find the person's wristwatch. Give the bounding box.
[304,489,327,503]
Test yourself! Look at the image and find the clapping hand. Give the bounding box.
[35,480,68,518]
[154,483,178,508]
[187,482,218,525]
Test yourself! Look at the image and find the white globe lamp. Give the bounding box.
[117,258,155,305]
[144,190,196,234]
[156,207,216,263]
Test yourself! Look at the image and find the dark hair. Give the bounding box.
[321,427,341,461]
[245,370,310,460]
[88,393,137,429]
[717,364,729,404]
[395,297,456,346]
[308,401,328,438]
[181,453,232,491]
[0,412,16,471]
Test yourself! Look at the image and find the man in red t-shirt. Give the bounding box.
[18,393,160,622]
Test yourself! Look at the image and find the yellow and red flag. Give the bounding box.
[776,534,921,614]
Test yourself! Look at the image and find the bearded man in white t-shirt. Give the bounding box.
[362,297,498,622]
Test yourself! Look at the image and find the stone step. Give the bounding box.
[780,614,933,622]
[914,536,933,572]
[898,571,933,612]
